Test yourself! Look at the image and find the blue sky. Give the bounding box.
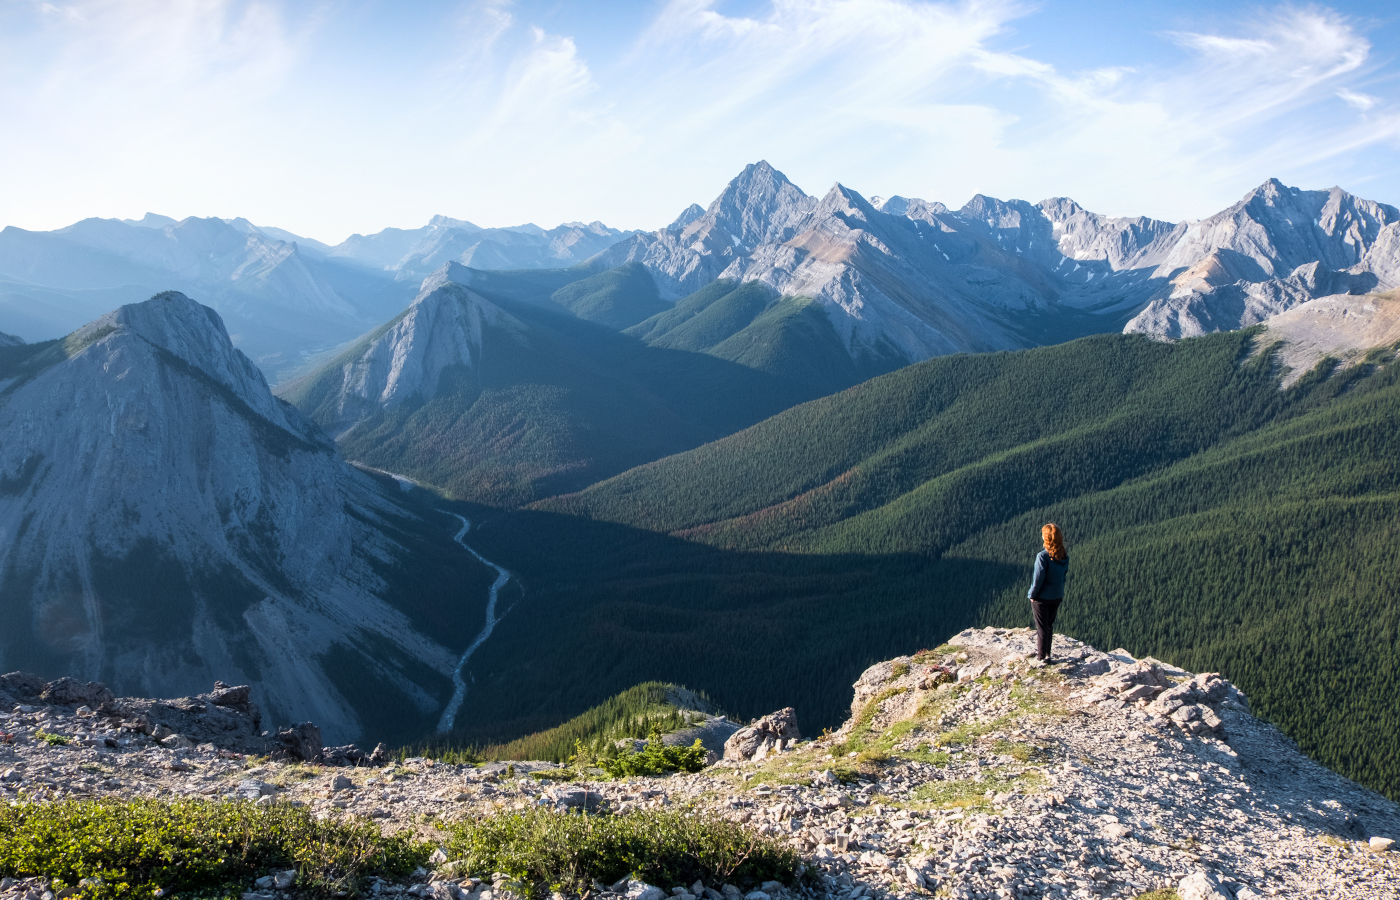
[1,0,1398,242]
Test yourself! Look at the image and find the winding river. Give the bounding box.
[436,513,513,733]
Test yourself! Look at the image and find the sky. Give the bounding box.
[1,0,1398,243]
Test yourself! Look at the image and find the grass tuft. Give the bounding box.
[0,798,426,899]
[443,807,800,898]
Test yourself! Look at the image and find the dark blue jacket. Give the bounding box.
[1028,550,1068,600]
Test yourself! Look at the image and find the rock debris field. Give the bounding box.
[2,628,1398,900]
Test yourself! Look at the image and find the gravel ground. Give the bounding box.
[2,627,1397,900]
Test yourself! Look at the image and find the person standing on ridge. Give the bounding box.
[1028,523,1069,662]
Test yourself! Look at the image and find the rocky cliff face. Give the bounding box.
[293,272,525,439]
[1124,180,1399,337]
[593,163,1400,369]
[0,292,480,744]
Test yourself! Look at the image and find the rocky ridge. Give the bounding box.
[3,628,1396,900]
[592,163,1400,370]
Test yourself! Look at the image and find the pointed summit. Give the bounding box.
[701,161,816,248]
[668,203,705,233]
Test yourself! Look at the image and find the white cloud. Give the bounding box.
[1337,88,1379,111]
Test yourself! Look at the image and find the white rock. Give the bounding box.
[1178,870,1235,900]
[1371,836,1395,852]
[627,882,667,900]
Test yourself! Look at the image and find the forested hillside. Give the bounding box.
[281,292,824,506]
[445,330,1400,800]
[625,279,904,395]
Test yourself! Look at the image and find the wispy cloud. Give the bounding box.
[0,0,1396,239]
[1337,88,1380,112]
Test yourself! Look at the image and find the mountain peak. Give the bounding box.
[122,212,178,229]
[668,203,705,232]
[429,215,481,231]
[702,161,816,247]
[94,291,293,431]
[0,330,24,347]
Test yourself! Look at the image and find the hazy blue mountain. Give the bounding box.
[328,215,638,280]
[0,215,418,382]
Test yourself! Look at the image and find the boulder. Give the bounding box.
[39,677,114,708]
[0,672,45,702]
[273,722,323,762]
[209,682,251,709]
[627,882,667,900]
[1371,836,1395,852]
[321,742,389,767]
[723,708,800,762]
[548,787,602,811]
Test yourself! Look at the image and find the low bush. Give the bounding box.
[443,807,799,898]
[600,736,708,778]
[0,798,427,899]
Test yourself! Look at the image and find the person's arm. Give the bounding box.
[1028,553,1046,599]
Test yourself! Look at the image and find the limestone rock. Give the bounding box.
[626,881,667,900]
[723,708,800,762]
[1178,870,1236,900]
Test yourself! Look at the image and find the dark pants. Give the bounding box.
[1031,598,1062,660]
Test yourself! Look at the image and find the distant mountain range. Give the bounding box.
[599,162,1399,366]
[0,292,495,745]
[0,213,633,383]
[2,164,1394,391]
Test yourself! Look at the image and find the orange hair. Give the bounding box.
[1042,523,1067,562]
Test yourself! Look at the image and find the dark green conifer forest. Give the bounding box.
[433,329,1400,801]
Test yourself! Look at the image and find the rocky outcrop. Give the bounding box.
[0,293,474,746]
[281,274,524,438]
[2,627,1399,899]
[272,722,323,762]
[723,708,800,762]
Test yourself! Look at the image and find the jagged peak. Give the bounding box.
[1037,196,1087,220]
[668,203,705,232]
[815,182,879,220]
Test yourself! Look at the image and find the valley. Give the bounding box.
[2,163,1398,811]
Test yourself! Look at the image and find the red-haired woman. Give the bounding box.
[1028,523,1069,662]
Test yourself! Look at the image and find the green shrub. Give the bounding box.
[601,735,708,778]
[0,798,428,899]
[35,731,70,746]
[443,807,799,898]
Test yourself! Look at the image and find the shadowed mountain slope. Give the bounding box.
[278,268,825,506]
